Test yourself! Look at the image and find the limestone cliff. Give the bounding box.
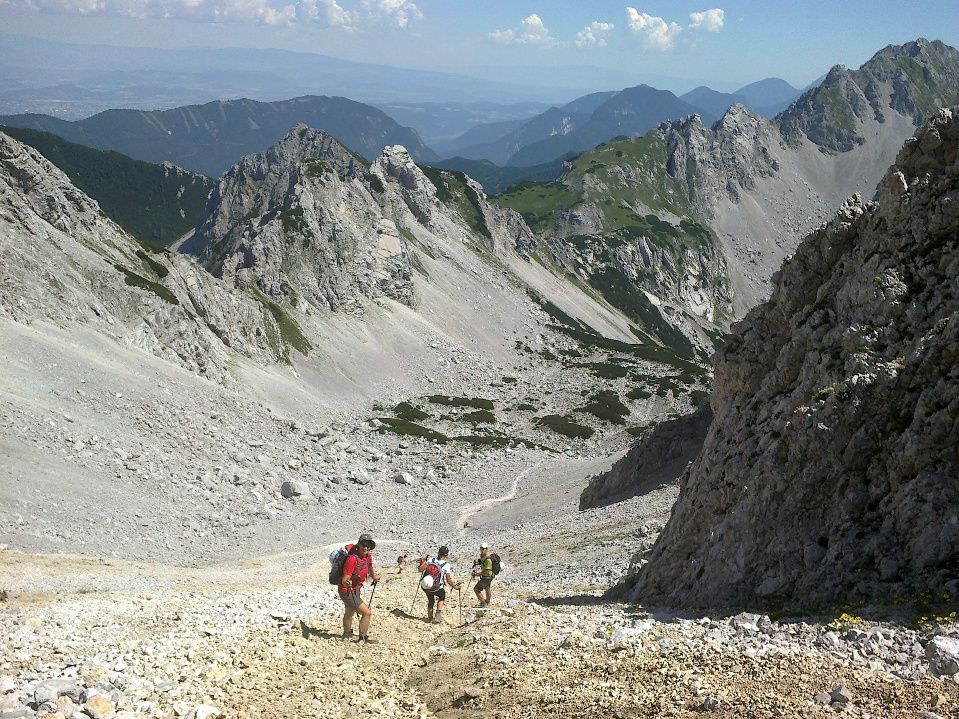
[185,125,414,314]
[0,131,283,381]
[622,108,959,608]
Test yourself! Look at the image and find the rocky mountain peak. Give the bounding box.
[621,107,959,609]
[185,126,413,313]
[778,38,959,153]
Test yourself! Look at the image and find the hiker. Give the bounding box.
[418,545,462,624]
[397,554,408,573]
[472,542,495,607]
[338,533,381,643]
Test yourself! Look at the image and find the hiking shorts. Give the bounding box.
[474,577,492,592]
[425,588,446,606]
[338,590,364,613]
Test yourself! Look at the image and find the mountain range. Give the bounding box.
[436,77,805,172]
[0,34,957,623]
[0,95,436,178]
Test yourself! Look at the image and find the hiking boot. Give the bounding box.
[356,634,375,645]
[433,611,444,624]
[341,629,354,641]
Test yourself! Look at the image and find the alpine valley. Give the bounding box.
[0,30,957,719]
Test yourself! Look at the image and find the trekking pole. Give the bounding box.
[409,576,421,615]
[367,580,378,610]
[458,587,463,626]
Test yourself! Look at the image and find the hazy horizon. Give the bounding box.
[2,1,958,92]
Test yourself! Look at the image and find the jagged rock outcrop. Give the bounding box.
[649,39,959,315]
[662,106,781,220]
[622,108,959,609]
[185,125,414,313]
[779,39,959,153]
[0,131,283,381]
[580,404,712,510]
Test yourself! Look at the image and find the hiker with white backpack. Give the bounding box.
[329,533,381,644]
[417,545,462,624]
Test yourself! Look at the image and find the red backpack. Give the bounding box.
[419,557,443,591]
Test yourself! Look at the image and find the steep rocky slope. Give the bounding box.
[0,131,281,381]
[496,133,734,355]
[623,107,959,609]
[498,40,959,331]
[184,125,414,314]
[661,38,959,314]
[579,404,711,510]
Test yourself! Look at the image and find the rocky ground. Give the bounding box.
[2,540,957,719]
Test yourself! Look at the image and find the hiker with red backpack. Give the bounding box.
[330,533,381,643]
[472,543,500,607]
[417,545,462,624]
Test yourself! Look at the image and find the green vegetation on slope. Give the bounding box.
[250,288,312,361]
[419,166,492,239]
[1,125,212,248]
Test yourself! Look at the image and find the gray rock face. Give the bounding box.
[0,131,282,381]
[579,405,712,510]
[664,106,780,219]
[625,108,959,609]
[185,125,414,313]
[779,39,959,153]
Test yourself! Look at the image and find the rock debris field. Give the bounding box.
[1,548,958,719]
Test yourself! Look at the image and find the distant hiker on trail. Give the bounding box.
[472,542,499,607]
[397,554,408,573]
[336,533,380,643]
[418,545,462,624]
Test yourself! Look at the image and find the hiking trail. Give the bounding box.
[455,459,545,538]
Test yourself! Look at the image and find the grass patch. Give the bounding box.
[577,391,629,424]
[366,172,386,193]
[427,395,494,410]
[626,425,648,437]
[305,158,331,178]
[627,386,653,400]
[516,403,538,411]
[577,361,629,380]
[393,402,429,422]
[377,418,554,451]
[376,418,449,443]
[461,409,496,424]
[495,180,580,233]
[251,288,312,358]
[526,289,707,376]
[113,263,178,305]
[587,268,695,359]
[536,414,594,440]
[135,249,169,278]
[420,166,491,238]
[279,206,308,235]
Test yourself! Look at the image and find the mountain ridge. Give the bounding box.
[0,95,437,178]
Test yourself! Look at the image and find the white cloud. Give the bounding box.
[362,0,421,29]
[625,7,681,51]
[489,13,564,47]
[689,8,724,32]
[575,20,614,48]
[0,0,421,29]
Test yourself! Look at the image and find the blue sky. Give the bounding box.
[1,1,958,90]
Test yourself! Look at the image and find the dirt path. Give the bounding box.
[456,459,545,538]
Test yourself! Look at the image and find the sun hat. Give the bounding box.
[358,532,376,549]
